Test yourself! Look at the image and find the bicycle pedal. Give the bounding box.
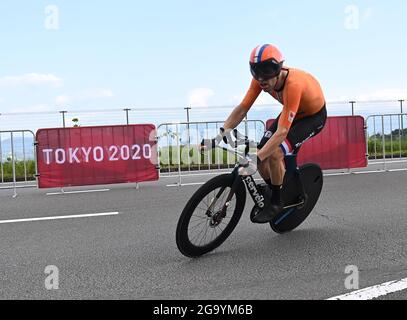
[250,206,266,223]
[296,195,308,210]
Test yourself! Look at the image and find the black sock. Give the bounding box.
[270,183,282,204]
[264,179,272,187]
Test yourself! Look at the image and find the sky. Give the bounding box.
[0,0,407,124]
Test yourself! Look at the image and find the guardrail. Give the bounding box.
[365,113,407,171]
[0,130,38,197]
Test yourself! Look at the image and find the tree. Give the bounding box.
[72,118,80,127]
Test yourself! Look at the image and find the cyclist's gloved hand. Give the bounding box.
[238,153,261,176]
[200,127,228,153]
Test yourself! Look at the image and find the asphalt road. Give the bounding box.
[0,162,407,300]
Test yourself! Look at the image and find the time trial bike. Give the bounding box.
[175,129,323,258]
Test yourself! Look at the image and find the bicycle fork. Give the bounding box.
[205,167,242,218]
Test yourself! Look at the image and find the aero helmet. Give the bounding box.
[249,44,284,80]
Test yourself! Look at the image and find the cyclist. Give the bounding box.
[213,44,327,224]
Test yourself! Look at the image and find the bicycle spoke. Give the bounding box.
[189,220,206,231]
[209,227,216,243]
[191,212,209,219]
[189,218,207,227]
[197,205,210,213]
[186,182,240,249]
[202,195,209,208]
[213,226,218,239]
[217,224,225,234]
[199,220,210,246]
[190,217,208,224]
[191,213,209,220]
[190,217,208,232]
[218,222,228,231]
[190,223,207,244]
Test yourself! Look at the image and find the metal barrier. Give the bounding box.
[365,113,407,171]
[157,120,266,185]
[1,113,405,192]
[0,130,38,197]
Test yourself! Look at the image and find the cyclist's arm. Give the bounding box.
[223,104,248,130]
[223,79,261,130]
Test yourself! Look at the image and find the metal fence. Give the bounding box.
[365,113,407,171]
[157,120,266,185]
[0,130,38,197]
[1,99,405,133]
[1,100,407,190]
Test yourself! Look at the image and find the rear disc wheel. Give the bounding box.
[270,164,323,234]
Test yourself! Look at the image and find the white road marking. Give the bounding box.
[387,168,407,172]
[165,167,407,187]
[167,182,204,187]
[352,170,386,175]
[166,179,265,187]
[0,184,37,190]
[0,212,119,225]
[324,172,351,177]
[46,189,110,196]
[327,278,407,300]
[369,159,407,164]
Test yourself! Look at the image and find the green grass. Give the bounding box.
[158,145,245,172]
[3,139,406,181]
[367,136,407,159]
[160,139,407,168]
[0,160,36,182]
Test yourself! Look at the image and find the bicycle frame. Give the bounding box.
[177,134,323,257]
[207,142,307,216]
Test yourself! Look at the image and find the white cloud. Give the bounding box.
[188,88,215,107]
[83,88,114,99]
[356,89,407,101]
[10,105,54,113]
[55,89,114,105]
[0,73,63,88]
[56,95,72,105]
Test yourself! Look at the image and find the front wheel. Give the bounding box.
[176,174,246,258]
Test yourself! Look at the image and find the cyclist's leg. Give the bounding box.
[264,106,327,190]
[267,106,326,206]
[285,105,327,156]
[258,105,326,179]
[252,106,327,223]
[257,116,281,183]
[268,150,285,185]
[257,117,286,211]
[253,119,286,223]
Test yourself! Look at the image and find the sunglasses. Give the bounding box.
[250,59,283,81]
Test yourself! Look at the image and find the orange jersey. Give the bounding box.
[240,68,326,129]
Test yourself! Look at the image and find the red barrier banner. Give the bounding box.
[265,116,367,170]
[36,124,159,188]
